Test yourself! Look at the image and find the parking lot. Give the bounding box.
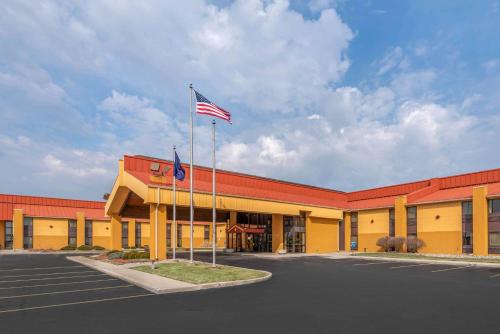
[2,253,500,334]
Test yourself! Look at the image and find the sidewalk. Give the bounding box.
[68,256,272,294]
[338,254,500,268]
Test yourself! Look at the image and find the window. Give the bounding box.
[350,212,358,251]
[23,217,33,249]
[135,223,141,248]
[68,220,77,247]
[406,207,417,238]
[4,221,13,249]
[489,199,500,214]
[122,222,128,248]
[85,220,92,246]
[177,225,182,248]
[488,199,500,254]
[489,232,500,247]
[167,224,171,248]
[389,209,395,237]
[462,201,473,252]
[204,225,210,242]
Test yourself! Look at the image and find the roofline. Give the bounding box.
[0,193,105,206]
[128,155,346,195]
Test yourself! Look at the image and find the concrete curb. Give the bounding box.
[347,255,500,268]
[67,256,272,294]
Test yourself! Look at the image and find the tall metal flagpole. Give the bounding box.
[172,145,177,260]
[212,119,216,267]
[189,83,194,263]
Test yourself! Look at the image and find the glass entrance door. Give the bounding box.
[4,221,13,249]
[284,215,306,253]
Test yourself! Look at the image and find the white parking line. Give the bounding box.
[0,293,154,314]
[0,273,106,283]
[0,270,95,278]
[389,263,433,269]
[490,272,500,278]
[0,265,84,272]
[353,261,393,266]
[0,284,133,299]
[431,265,473,273]
[0,278,119,290]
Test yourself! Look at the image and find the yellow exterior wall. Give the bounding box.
[306,216,339,253]
[13,209,23,250]
[417,202,462,254]
[93,220,111,249]
[358,209,389,252]
[215,223,226,248]
[0,221,4,249]
[33,218,68,250]
[473,186,489,256]
[395,196,407,238]
[128,219,136,248]
[272,214,284,252]
[141,223,150,248]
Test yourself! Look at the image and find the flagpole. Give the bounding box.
[212,119,216,267]
[172,145,177,260]
[189,83,194,263]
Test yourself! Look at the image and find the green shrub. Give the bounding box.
[376,236,390,252]
[77,245,93,251]
[107,251,124,260]
[406,236,425,253]
[140,252,150,259]
[92,245,105,250]
[61,245,76,250]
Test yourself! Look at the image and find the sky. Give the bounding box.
[0,0,499,200]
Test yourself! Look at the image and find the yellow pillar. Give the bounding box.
[344,212,351,251]
[395,196,407,238]
[76,212,85,247]
[13,209,24,250]
[128,219,136,248]
[149,204,167,260]
[305,212,312,253]
[272,214,283,252]
[110,215,122,251]
[473,186,488,256]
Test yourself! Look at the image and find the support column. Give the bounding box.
[13,209,24,250]
[344,212,351,251]
[272,214,284,253]
[473,186,488,256]
[128,219,136,248]
[149,204,167,260]
[76,212,85,247]
[110,215,122,251]
[229,211,237,227]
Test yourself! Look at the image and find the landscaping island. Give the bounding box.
[134,261,268,284]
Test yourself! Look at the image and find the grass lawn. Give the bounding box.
[352,252,500,263]
[134,261,268,284]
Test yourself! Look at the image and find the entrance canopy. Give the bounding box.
[227,224,265,234]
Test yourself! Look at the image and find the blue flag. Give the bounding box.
[174,151,185,181]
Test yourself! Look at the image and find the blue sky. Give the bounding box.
[0,0,499,200]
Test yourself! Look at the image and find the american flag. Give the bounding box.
[194,90,231,123]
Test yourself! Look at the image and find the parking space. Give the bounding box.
[0,254,152,314]
[2,253,500,334]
